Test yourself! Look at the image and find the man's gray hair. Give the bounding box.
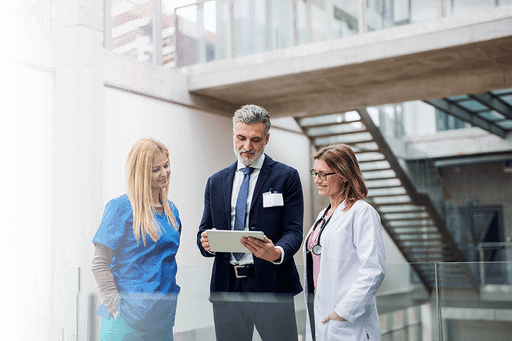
[233,104,271,136]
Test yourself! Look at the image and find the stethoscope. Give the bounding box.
[308,204,332,256]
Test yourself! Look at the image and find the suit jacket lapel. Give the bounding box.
[250,154,273,212]
[223,162,237,228]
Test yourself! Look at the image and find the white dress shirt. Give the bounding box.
[230,154,285,265]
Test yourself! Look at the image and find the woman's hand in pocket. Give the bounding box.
[321,311,347,323]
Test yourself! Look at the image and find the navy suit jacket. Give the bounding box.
[197,154,304,295]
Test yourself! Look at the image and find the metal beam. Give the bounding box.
[470,92,512,120]
[424,98,507,138]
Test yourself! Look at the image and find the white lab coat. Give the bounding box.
[303,200,385,341]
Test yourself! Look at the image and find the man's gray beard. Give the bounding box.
[234,144,265,166]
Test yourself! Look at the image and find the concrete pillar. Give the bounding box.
[50,0,105,339]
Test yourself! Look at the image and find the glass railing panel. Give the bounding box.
[448,0,508,17]
[437,261,512,341]
[367,0,439,33]
[378,262,436,341]
[23,262,476,340]
[233,0,291,57]
[53,262,512,341]
[15,267,82,340]
[296,0,309,45]
[331,0,360,38]
[109,0,155,63]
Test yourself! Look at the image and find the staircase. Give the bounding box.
[295,109,479,293]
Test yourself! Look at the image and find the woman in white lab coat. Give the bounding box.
[304,144,385,341]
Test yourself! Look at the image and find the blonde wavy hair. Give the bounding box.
[314,144,368,211]
[126,138,178,246]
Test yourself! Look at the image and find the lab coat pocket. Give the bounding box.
[325,231,352,260]
[328,320,351,338]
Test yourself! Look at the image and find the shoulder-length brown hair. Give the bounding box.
[126,138,178,246]
[314,144,368,211]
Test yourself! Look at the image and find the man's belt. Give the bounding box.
[232,264,255,278]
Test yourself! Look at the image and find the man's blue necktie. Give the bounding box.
[233,167,255,261]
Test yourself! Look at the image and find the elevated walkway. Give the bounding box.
[187,6,512,118]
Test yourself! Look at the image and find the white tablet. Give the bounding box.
[207,230,265,253]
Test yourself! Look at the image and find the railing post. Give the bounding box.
[357,0,367,33]
[76,267,81,341]
[104,0,113,49]
[437,0,448,18]
[289,0,297,47]
[479,243,485,286]
[228,0,235,58]
[196,1,206,64]
[435,262,444,341]
[152,0,163,65]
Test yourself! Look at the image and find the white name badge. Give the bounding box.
[263,192,284,208]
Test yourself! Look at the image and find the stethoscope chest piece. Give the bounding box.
[312,244,322,255]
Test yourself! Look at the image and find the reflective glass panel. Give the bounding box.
[496,120,512,129]
[500,95,512,105]
[457,100,488,111]
[447,94,469,101]
[492,88,512,95]
[479,111,505,121]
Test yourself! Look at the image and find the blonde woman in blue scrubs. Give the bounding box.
[92,138,181,340]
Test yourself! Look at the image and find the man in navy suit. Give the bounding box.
[197,104,304,341]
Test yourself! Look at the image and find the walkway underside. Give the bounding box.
[187,8,512,118]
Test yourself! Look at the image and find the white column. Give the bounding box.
[51,0,106,339]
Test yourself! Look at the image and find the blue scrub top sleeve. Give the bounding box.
[92,197,128,251]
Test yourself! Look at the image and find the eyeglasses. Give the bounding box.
[310,169,336,181]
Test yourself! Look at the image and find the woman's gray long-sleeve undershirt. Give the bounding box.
[91,243,120,319]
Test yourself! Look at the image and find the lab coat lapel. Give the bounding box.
[326,200,346,226]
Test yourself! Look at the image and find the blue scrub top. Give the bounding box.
[93,194,181,330]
